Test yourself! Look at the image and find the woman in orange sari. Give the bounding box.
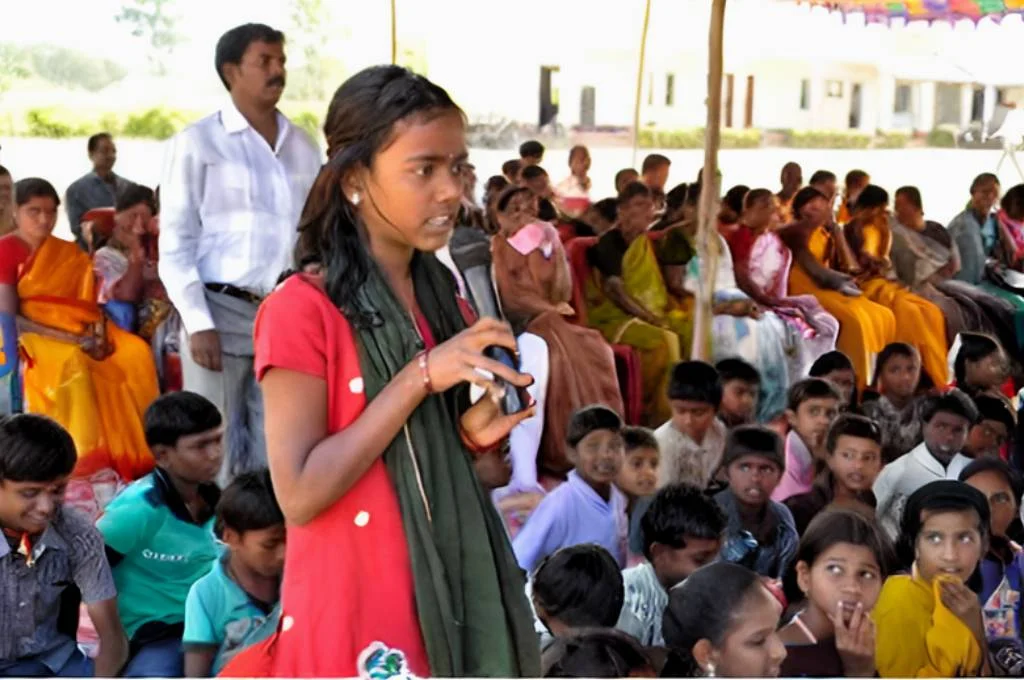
[0,178,158,516]
[843,185,950,387]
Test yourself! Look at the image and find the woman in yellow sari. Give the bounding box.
[0,178,158,515]
[784,187,895,392]
[844,185,950,387]
[585,181,692,424]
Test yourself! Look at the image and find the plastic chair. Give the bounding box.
[564,237,644,425]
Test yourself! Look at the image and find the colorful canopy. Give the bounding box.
[803,0,1024,22]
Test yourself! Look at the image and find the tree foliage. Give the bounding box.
[115,0,182,75]
[286,0,340,102]
[0,45,30,97]
[0,43,126,94]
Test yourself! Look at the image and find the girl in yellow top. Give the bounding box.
[874,480,992,677]
[844,186,950,388]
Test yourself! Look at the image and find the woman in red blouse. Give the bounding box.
[225,67,541,678]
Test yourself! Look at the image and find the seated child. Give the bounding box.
[619,483,725,646]
[655,361,727,491]
[965,394,1016,459]
[874,480,990,677]
[773,378,841,502]
[514,406,627,572]
[98,391,224,678]
[0,415,128,677]
[540,628,657,678]
[661,562,787,678]
[960,458,1024,674]
[183,469,285,677]
[778,508,890,678]
[809,351,857,411]
[530,544,626,648]
[615,426,660,563]
[715,425,799,580]
[715,357,761,428]
[953,331,1011,399]
[860,343,927,463]
[785,414,883,535]
[873,389,978,540]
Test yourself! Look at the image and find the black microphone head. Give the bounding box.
[448,226,493,271]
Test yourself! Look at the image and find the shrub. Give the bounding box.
[637,127,762,150]
[874,130,909,149]
[97,113,122,136]
[24,108,88,138]
[121,108,185,140]
[784,130,872,149]
[927,126,957,148]
[289,111,322,145]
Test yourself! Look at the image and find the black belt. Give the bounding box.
[204,283,264,306]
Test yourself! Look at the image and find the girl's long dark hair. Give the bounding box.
[295,65,462,328]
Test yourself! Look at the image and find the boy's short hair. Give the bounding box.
[973,394,1017,433]
[0,415,76,483]
[532,544,624,629]
[640,483,726,561]
[502,159,522,178]
[787,378,841,412]
[591,197,618,224]
[566,405,622,448]
[614,168,638,188]
[721,425,784,471]
[144,391,224,449]
[621,425,658,453]
[541,628,655,678]
[921,388,980,425]
[215,468,284,537]
[825,413,883,454]
[845,169,869,188]
[667,361,722,407]
[519,140,545,160]
[641,154,671,174]
[715,357,760,386]
[809,170,837,186]
[521,165,548,181]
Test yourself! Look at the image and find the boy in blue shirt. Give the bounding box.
[184,469,285,677]
[98,392,224,677]
[0,414,129,677]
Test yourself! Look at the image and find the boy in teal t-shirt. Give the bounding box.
[184,469,285,676]
[97,392,224,678]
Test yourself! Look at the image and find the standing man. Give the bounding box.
[158,23,321,483]
[65,133,134,248]
[776,161,803,222]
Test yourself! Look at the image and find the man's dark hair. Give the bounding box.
[614,168,639,190]
[519,140,545,160]
[215,23,286,90]
[532,544,624,629]
[854,185,889,211]
[566,405,622,448]
[667,361,722,407]
[0,165,9,178]
[845,169,870,188]
[216,468,284,536]
[641,154,670,174]
[826,413,883,454]
[0,415,76,483]
[616,181,651,205]
[809,170,836,186]
[787,378,842,412]
[621,425,658,452]
[970,172,1000,194]
[895,186,924,212]
[640,483,726,561]
[115,184,157,215]
[87,132,112,154]
[921,388,980,425]
[145,391,224,449]
[715,358,760,386]
[521,165,548,181]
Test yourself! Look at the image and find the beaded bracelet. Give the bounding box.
[416,349,433,394]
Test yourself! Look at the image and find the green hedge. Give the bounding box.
[637,127,762,150]
[874,131,910,149]
[783,129,872,149]
[24,108,91,138]
[927,126,957,148]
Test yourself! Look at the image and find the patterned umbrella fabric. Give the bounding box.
[802,0,1024,22]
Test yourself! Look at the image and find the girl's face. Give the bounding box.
[350,109,467,255]
[966,469,1017,539]
[971,179,1000,215]
[800,196,830,225]
[496,190,538,236]
[797,542,883,625]
[743,196,777,231]
[619,195,655,236]
[569,149,591,176]
[914,508,985,584]
[965,349,1009,388]
[14,196,58,247]
[822,368,856,406]
[879,352,920,400]
[707,586,787,678]
[616,446,659,499]
[828,434,882,493]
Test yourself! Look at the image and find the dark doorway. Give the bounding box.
[849,83,863,129]
[580,86,596,128]
[539,66,560,129]
[745,75,755,128]
[971,86,985,122]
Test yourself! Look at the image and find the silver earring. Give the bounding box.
[706,663,716,678]
[351,192,360,205]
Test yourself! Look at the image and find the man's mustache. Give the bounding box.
[267,76,286,88]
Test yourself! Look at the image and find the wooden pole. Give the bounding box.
[691,0,727,361]
[631,0,653,168]
[390,0,398,65]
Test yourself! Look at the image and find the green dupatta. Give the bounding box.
[350,252,540,677]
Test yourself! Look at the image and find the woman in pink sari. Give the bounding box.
[727,188,838,363]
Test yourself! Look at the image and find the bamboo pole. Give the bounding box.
[390,0,398,65]
[691,0,727,361]
[631,0,653,168]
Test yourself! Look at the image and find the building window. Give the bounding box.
[647,72,655,106]
[894,84,912,114]
[799,79,810,110]
[665,73,675,107]
[826,80,844,98]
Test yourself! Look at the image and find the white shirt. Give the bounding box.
[158,101,322,334]
[873,442,971,540]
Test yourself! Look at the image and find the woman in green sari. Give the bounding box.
[585,181,693,424]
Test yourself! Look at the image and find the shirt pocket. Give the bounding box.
[201,161,253,227]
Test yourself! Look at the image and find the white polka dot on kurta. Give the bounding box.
[282,615,295,632]
[349,377,364,394]
[354,511,370,527]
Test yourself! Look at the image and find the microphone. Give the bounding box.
[447,227,529,415]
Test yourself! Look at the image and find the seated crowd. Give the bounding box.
[5,131,1024,678]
